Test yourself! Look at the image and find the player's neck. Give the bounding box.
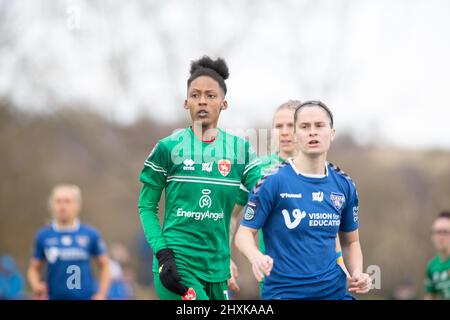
[191,122,219,142]
[293,153,327,175]
[53,218,79,231]
[278,149,296,160]
[439,249,450,261]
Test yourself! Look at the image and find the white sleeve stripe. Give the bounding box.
[144,160,166,171]
[244,158,260,170]
[243,160,261,175]
[144,160,167,172]
[166,178,240,187]
[239,183,249,192]
[144,162,167,175]
[167,175,240,183]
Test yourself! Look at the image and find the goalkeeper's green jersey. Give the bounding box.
[138,127,261,282]
[425,255,450,299]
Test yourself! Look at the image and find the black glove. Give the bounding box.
[156,249,188,295]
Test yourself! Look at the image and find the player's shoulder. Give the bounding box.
[253,160,290,194]
[35,224,53,239]
[427,255,442,270]
[260,153,275,166]
[157,128,190,149]
[328,162,357,192]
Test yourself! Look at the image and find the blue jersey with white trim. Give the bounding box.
[241,159,359,300]
[32,223,107,300]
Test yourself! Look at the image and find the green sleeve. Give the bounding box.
[138,141,170,253]
[139,142,169,187]
[235,188,249,207]
[238,141,262,205]
[424,263,437,294]
[138,183,167,253]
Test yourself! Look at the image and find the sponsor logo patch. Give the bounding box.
[202,162,213,172]
[244,207,255,221]
[312,191,324,202]
[199,189,212,208]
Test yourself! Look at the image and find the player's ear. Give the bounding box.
[330,127,336,141]
[183,100,189,109]
[221,100,228,111]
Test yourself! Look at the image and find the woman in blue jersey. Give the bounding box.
[235,101,371,300]
[27,184,110,300]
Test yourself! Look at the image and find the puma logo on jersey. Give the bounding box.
[281,209,306,229]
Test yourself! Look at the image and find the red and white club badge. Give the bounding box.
[217,159,231,177]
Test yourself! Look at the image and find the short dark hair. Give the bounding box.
[187,56,229,95]
[438,211,450,220]
[293,100,334,129]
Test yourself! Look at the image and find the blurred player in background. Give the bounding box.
[0,255,24,300]
[235,101,371,299]
[27,184,110,300]
[138,56,261,300]
[425,211,450,300]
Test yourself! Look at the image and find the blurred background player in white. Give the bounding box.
[235,101,371,299]
[424,211,450,300]
[27,184,110,300]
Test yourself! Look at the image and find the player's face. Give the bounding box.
[185,76,228,130]
[50,188,80,223]
[295,106,335,157]
[273,108,296,155]
[431,218,450,253]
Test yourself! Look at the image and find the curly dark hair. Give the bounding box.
[187,56,229,95]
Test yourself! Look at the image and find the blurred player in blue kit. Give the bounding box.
[27,184,110,300]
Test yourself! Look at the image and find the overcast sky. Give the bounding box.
[1,0,449,150]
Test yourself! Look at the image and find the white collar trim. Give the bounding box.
[52,219,80,232]
[288,158,328,178]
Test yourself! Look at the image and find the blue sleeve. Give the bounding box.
[339,183,359,232]
[32,231,45,260]
[240,176,277,230]
[90,229,107,256]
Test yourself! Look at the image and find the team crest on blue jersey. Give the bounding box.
[76,235,89,247]
[330,192,345,210]
[45,247,59,264]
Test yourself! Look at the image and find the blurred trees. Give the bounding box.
[0,100,181,294]
[1,101,449,299]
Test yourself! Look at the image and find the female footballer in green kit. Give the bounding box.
[138,56,261,300]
